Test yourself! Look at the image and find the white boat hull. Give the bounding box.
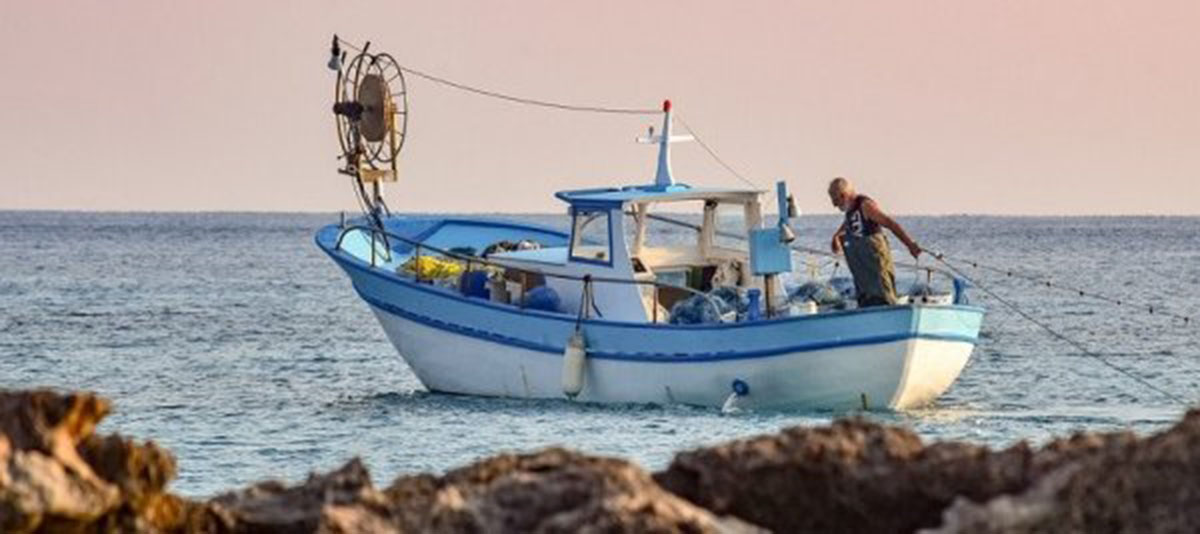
[370,304,973,411]
[316,217,983,412]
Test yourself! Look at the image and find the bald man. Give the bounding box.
[828,177,922,307]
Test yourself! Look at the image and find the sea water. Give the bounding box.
[2,211,1198,497]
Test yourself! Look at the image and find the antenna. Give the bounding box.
[636,100,693,188]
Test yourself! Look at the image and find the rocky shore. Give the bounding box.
[2,389,1198,533]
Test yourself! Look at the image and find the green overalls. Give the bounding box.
[841,195,897,307]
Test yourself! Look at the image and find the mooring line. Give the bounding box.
[932,253,1189,406]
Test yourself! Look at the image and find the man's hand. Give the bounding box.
[906,241,922,259]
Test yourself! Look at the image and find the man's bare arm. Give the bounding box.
[831,221,847,255]
[862,199,921,258]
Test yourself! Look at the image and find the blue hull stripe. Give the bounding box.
[356,287,977,363]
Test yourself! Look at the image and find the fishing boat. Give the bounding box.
[315,40,985,410]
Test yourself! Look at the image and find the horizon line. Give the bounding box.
[2,208,1199,218]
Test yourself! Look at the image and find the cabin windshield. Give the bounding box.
[712,203,751,251]
[621,198,760,314]
[569,207,611,264]
[623,200,751,252]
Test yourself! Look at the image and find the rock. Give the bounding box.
[7,387,1200,533]
[79,434,176,505]
[4,388,758,533]
[0,389,113,487]
[653,417,1133,534]
[0,389,198,534]
[204,457,398,534]
[0,390,122,532]
[1,436,121,532]
[385,447,765,533]
[926,409,1200,534]
[198,449,761,534]
[82,434,200,534]
[920,464,1081,534]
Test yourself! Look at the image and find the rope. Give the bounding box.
[624,204,1193,403]
[639,209,1194,402]
[575,275,592,331]
[675,116,762,189]
[398,66,659,115]
[937,251,1194,327]
[336,37,658,115]
[932,253,1189,405]
[574,275,603,326]
[335,37,776,194]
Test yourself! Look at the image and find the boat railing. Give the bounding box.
[334,224,726,323]
[637,211,960,289]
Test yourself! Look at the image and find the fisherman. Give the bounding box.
[828,177,922,307]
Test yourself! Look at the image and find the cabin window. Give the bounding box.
[570,207,611,264]
[713,202,751,252]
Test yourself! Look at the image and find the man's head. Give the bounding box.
[828,177,855,212]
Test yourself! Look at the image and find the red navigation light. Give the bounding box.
[662,99,672,112]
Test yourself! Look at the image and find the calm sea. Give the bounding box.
[2,211,1198,497]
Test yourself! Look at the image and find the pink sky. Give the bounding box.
[1,1,1197,215]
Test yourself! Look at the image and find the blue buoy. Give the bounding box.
[522,286,562,312]
[459,271,490,299]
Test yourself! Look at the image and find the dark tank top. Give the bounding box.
[844,195,881,239]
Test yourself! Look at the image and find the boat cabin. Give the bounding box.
[488,183,791,323]
[480,100,801,323]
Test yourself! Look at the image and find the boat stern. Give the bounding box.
[888,304,984,409]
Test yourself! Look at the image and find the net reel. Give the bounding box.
[328,36,409,225]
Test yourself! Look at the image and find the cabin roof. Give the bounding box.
[554,183,762,208]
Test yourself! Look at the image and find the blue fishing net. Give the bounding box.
[905,281,937,297]
[828,276,857,302]
[788,281,845,307]
[668,286,747,324]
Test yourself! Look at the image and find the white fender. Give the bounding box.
[562,331,587,398]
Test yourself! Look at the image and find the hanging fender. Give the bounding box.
[562,331,587,398]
